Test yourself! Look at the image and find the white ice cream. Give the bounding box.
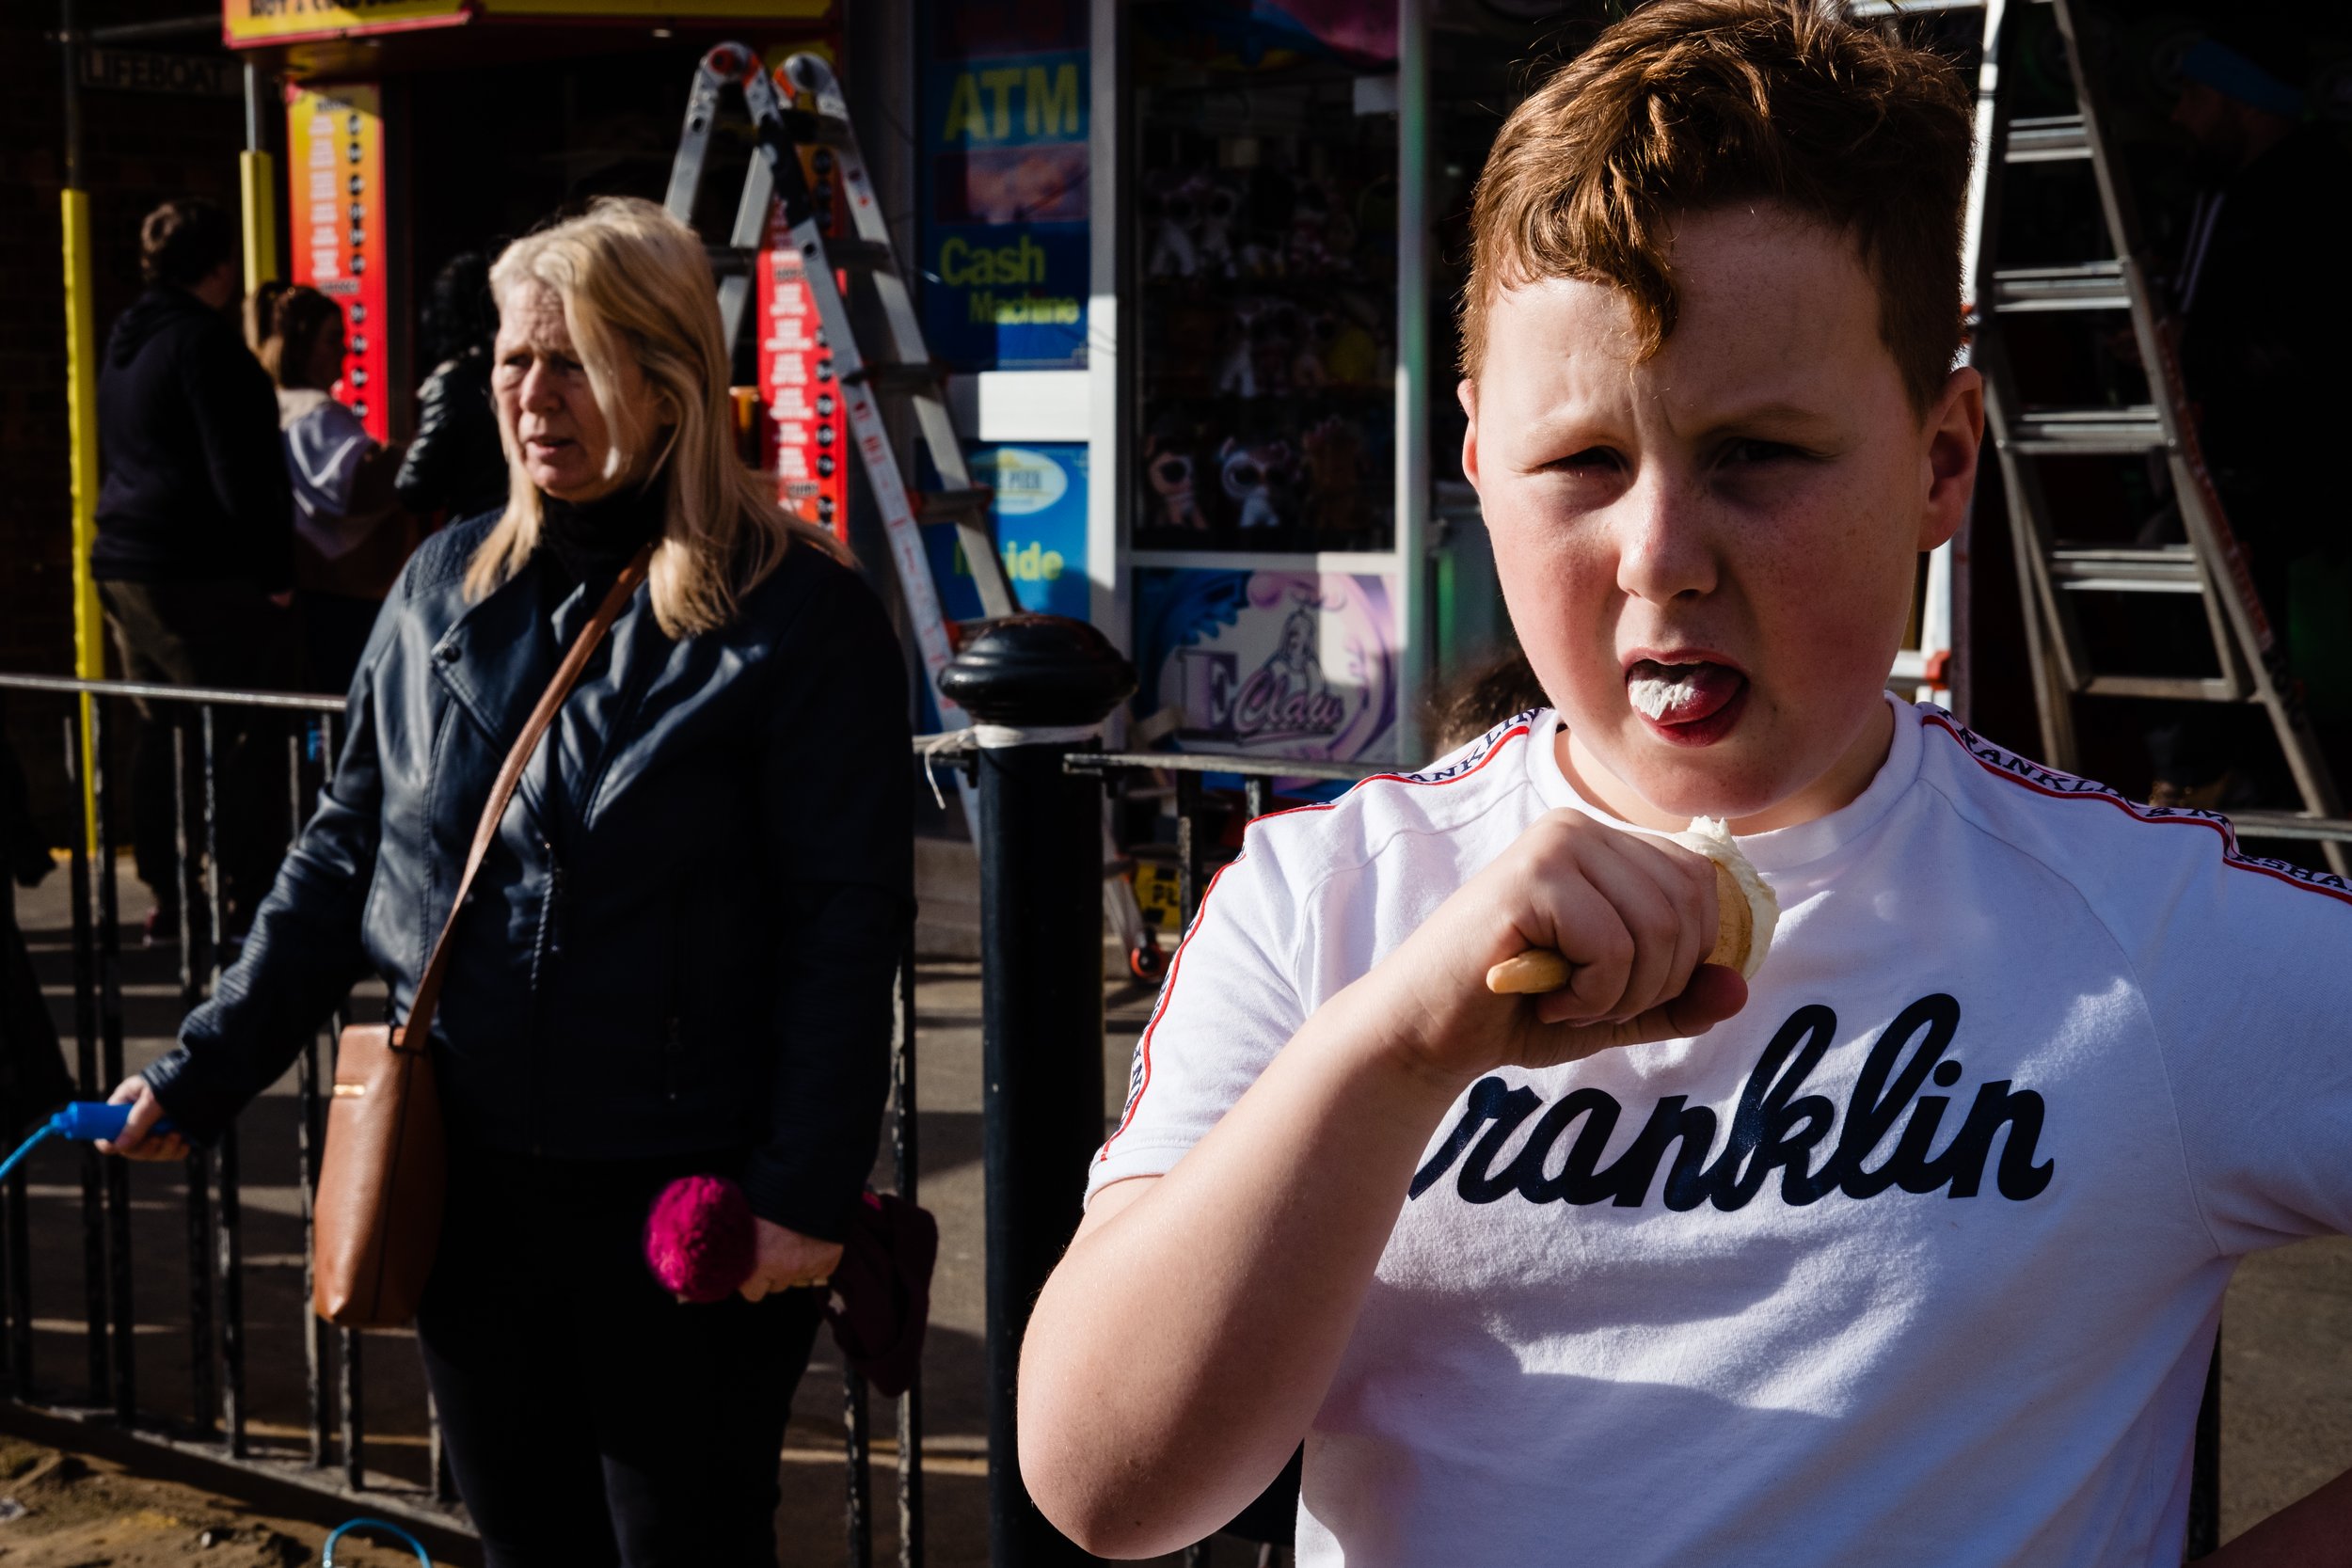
[1668,816,1779,978]
[1629,668,1708,721]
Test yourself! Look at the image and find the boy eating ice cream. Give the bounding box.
[1019,3,2352,1562]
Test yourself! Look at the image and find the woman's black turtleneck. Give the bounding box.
[538,470,665,598]
[531,472,664,855]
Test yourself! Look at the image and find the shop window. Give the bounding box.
[1132,2,1399,556]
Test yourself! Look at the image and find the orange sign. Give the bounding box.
[224,0,469,47]
[223,0,829,43]
[286,83,394,441]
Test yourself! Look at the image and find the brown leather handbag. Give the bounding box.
[312,546,652,1327]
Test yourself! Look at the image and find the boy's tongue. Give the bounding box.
[1626,659,1744,724]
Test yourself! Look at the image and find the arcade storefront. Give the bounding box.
[226,0,1590,766]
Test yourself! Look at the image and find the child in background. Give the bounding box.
[248,281,414,692]
[1425,646,1547,754]
[1018,4,2352,1564]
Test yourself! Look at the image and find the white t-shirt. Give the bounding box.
[1089,697,2352,1567]
[278,387,375,560]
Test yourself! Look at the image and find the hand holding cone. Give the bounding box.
[1486,819,1776,996]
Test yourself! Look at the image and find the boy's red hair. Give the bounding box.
[1461,0,1973,412]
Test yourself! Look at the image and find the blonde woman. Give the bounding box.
[104,198,914,1559]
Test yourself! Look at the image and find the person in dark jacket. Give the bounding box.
[103,198,914,1564]
[2136,34,2352,804]
[2171,39,2352,736]
[394,253,508,522]
[94,200,296,943]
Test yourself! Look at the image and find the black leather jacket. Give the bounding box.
[393,351,507,520]
[146,513,914,1240]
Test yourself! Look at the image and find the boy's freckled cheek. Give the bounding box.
[1496,533,1612,620]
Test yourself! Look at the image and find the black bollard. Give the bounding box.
[938,615,1135,1568]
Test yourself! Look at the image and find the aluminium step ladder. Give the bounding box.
[1890,534,1962,710]
[663,44,1019,729]
[1844,25,2302,1563]
[1955,0,2349,873]
[662,49,1170,977]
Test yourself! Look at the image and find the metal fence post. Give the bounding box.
[61,714,105,1406]
[890,942,923,1568]
[938,615,1134,1568]
[0,775,25,1398]
[87,698,135,1424]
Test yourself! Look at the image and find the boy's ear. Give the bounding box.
[1917,364,1985,552]
[1458,377,1482,493]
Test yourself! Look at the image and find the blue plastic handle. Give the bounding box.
[51,1102,174,1141]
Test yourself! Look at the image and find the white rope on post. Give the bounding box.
[916,729,977,812]
[913,721,1104,814]
[969,722,1103,750]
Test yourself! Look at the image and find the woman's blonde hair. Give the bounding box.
[468,196,834,637]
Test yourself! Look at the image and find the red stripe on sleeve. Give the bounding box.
[1098,721,1537,1162]
[1921,711,2352,911]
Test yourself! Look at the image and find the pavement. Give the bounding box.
[3,849,1190,1567]
[4,848,2347,1563]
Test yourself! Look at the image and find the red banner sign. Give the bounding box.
[285,82,392,442]
[755,146,852,542]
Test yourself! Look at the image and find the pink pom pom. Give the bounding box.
[644,1174,755,1304]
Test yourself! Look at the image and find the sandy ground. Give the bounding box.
[0,1433,430,1568]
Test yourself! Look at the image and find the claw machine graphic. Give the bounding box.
[1122,2,1410,765]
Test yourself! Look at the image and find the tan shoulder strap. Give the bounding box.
[394,544,653,1053]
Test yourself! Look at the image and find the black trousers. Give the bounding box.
[417,1145,824,1568]
[96,578,295,925]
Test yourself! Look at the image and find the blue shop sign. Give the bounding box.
[924,444,1090,625]
[918,21,1089,371]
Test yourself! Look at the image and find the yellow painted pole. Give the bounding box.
[239,149,278,292]
[60,188,101,847]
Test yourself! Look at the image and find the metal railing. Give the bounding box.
[0,673,925,1562]
[916,623,1379,1568]
[13,638,2282,1565]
